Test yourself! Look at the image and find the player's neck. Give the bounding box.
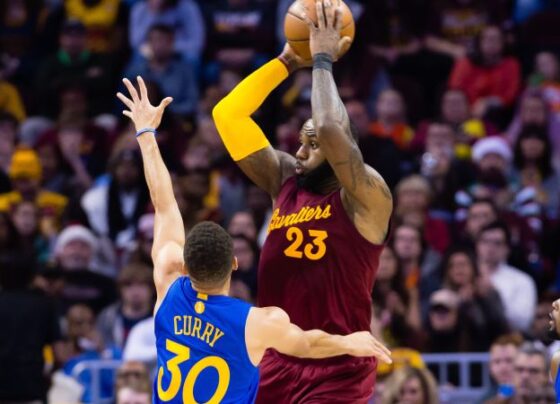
[191,278,231,297]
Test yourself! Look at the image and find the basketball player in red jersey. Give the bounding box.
[213,1,392,402]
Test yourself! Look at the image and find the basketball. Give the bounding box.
[284,0,355,61]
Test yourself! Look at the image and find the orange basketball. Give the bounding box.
[284,0,355,61]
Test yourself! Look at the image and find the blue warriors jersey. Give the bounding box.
[555,367,560,404]
[154,276,258,403]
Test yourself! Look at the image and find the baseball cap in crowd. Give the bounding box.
[54,224,99,256]
[471,137,512,164]
[61,19,86,35]
[9,148,42,180]
[429,289,460,312]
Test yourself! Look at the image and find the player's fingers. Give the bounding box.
[122,110,132,119]
[122,78,139,103]
[337,36,352,56]
[372,338,392,357]
[333,6,343,31]
[137,76,148,101]
[316,0,326,29]
[116,92,134,109]
[301,12,316,30]
[158,97,173,110]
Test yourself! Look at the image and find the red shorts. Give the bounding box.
[256,351,377,404]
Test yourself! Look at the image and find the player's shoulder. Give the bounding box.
[247,306,290,335]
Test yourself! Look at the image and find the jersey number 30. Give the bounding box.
[284,227,328,260]
[157,339,230,403]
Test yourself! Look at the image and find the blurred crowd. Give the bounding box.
[1,0,560,403]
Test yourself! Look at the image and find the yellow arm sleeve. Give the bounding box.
[212,59,289,161]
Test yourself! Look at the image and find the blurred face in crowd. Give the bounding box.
[180,170,210,201]
[37,144,61,182]
[480,26,504,61]
[441,90,470,124]
[182,144,210,171]
[513,352,548,396]
[120,280,153,311]
[489,343,518,385]
[466,201,496,239]
[117,387,150,404]
[58,239,93,270]
[536,52,559,81]
[60,31,87,57]
[12,176,40,200]
[11,201,38,237]
[115,158,141,191]
[67,304,95,339]
[148,29,174,62]
[393,226,422,263]
[429,301,458,332]
[521,96,547,126]
[232,237,255,271]
[228,212,257,241]
[247,185,270,214]
[446,252,475,288]
[549,299,560,339]
[520,135,546,161]
[476,228,508,268]
[376,90,404,123]
[345,100,370,137]
[399,375,424,404]
[478,152,508,174]
[377,247,398,282]
[397,185,429,213]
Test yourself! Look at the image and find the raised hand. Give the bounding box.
[343,331,392,363]
[302,0,351,60]
[117,76,173,132]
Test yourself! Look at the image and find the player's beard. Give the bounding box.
[296,161,337,194]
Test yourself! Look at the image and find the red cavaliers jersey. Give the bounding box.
[258,177,384,335]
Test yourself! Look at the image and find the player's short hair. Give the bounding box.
[184,221,233,287]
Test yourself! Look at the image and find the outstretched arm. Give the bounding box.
[212,47,306,198]
[305,0,392,242]
[246,307,392,365]
[117,77,184,307]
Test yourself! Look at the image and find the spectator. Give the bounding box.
[125,213,154,268]
[449,25,521,127]
[394,174,450,254]
[125,24,198,117]
[0,147,67,234]
[0,112,18,193]
[391,223,441,312]
[201,0,275,74]
[81,149,150,249]
[372,246,422,349]
[129,0,205,64]
[122,317,156,372]
[35,19,113,118]
[381,366,440,404]
[478,333,524,403]
[0,253,63,403]
[485,342,550,403]
[512,124,560,222]
[228,211,257,241]
[97,263,154,349]
[424,288,472,353]
[60,303,121,404]
[530,51,560,118]
[441,246,509,350]
[476,221,537,332]
[413,89,498,157]
[420,121,476,213]
[230,234,258,301]
[47,224,117,312]
[10,200,50,264]
[369,89,414,152]
[115,361,151,404]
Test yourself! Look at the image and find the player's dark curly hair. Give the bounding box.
[184,221,233,287]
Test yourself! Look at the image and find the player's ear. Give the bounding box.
[232,256,238,272]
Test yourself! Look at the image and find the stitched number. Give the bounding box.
[157,339,230,403]
[284,227,328,260]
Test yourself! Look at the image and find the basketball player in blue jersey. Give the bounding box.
[549,299,560,401]
[117,77,392,403]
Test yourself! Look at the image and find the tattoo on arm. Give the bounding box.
[237,148,294,197]
[333,145,392,201]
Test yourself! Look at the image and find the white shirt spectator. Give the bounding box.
[490,263,537,332]
[123,317,156,374]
